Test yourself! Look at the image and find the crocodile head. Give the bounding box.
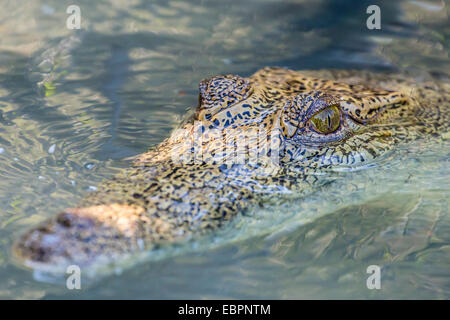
[156,67,418,170]
[194,68,416,168]
[12,68,446,278]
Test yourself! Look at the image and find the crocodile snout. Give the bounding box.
[12,204,146,274]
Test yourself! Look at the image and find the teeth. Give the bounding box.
[136,238,145,251]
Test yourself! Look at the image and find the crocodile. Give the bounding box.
[11,67,449,277]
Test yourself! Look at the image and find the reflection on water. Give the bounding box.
[0,0,448,298]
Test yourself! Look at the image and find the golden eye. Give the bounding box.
[310,105,341,134]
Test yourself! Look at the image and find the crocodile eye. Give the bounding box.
[309,105,341,134]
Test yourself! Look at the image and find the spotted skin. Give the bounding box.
[12,67,449,275]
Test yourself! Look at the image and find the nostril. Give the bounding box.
[56,212,75,228]
[36,247,48,262]
[16,232,55,263]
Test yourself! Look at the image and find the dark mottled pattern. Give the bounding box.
[12,68,449,275]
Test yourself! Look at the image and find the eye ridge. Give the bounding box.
[309,104,342,135]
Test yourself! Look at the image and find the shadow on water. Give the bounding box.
[11,0,405,153]
[2,0,406,159]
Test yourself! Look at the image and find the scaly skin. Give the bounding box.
[12,67,449,275]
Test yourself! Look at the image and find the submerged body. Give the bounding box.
[12,68,449,276]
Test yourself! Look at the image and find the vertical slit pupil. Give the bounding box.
[310,105,341,134]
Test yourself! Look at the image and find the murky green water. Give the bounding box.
[0,0,448,299]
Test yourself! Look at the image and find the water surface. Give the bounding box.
[0,0,448,299]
